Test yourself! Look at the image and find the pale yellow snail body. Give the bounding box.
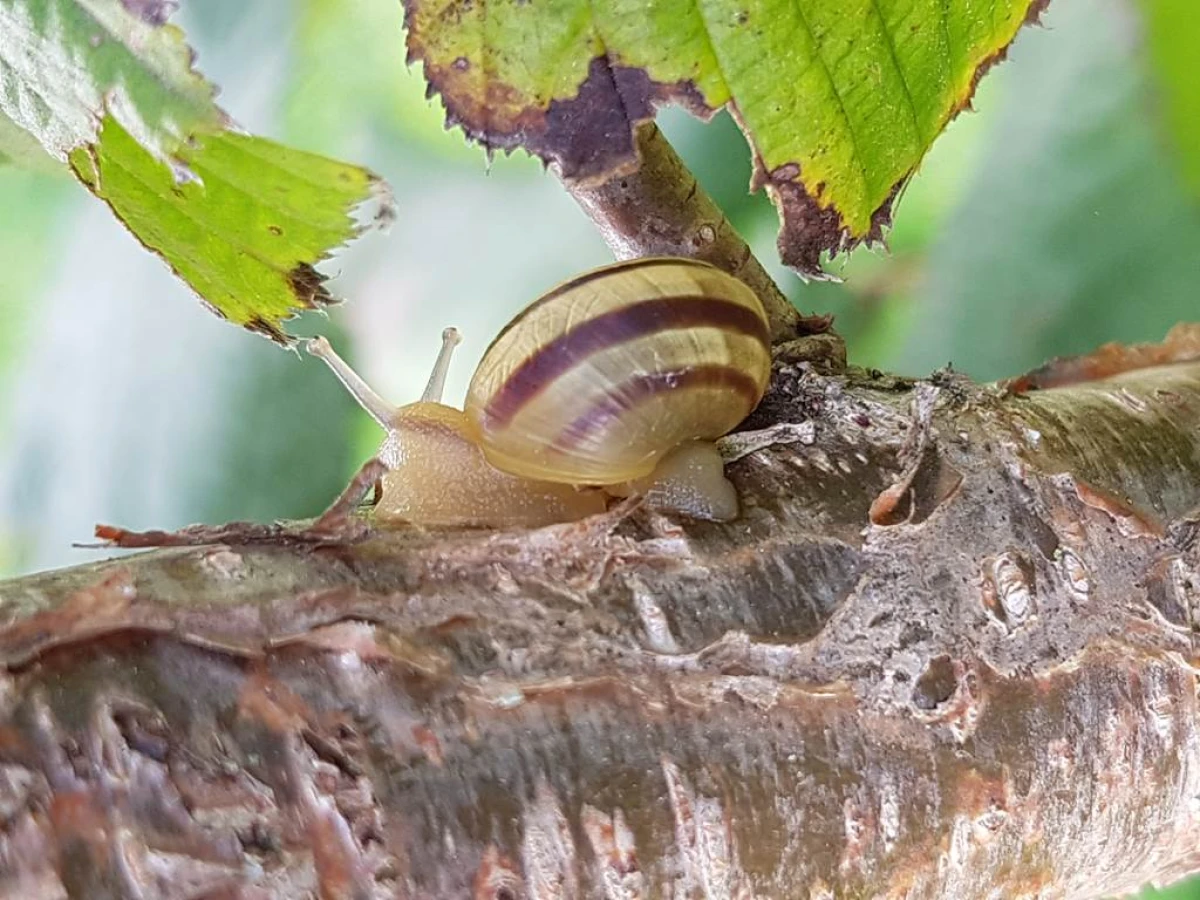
[308,257,772,527]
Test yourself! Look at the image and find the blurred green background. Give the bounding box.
[1,0,1199,892]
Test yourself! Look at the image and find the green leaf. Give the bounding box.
[1141,0,1200,195]
[1,0,391,339]
[0,0,219,161]
[70,117,381,341]
[405,0,1048,273]
[889,0,1200,382]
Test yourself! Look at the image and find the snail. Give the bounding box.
[308,257,772,528]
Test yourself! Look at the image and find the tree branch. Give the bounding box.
[2,347,1200,897]
[563,122,825,343]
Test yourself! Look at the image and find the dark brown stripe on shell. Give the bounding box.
[551,365,763,453]
[482,295,769,429]
[485,258,726,351]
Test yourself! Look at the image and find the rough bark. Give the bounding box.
[1,334,1199,898]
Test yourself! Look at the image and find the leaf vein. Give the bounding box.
[936,0,955,86]
[866,0,924,146]
[684,0,732,103]
[789,1,872,200]
[95,145,312,294]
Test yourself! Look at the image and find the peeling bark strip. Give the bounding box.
[1004,322,1200,393]
[3,339,1200,896]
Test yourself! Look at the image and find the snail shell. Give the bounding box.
[465,257,772,484]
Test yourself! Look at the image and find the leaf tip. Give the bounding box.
[954,0,1055,123]
[245,315,291,346]
[337,169,397,237]
[287,264,334,309]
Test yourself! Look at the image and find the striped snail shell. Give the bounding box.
[465,257,772,485]
[307,257,773,527]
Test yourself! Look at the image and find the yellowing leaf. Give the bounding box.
[1,0,392,338]
[406,0,1048,273]
[71,118,382,342]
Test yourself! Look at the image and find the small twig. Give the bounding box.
[564,122,831,344]
[307,458,388,537]
[88,460,389,550]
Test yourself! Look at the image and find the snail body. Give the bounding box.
[309,257,771,527]
[369,398,609,528]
